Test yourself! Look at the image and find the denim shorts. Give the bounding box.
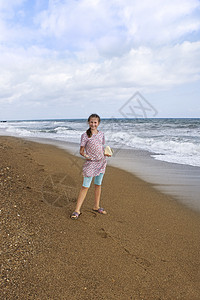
[82,173,104,188]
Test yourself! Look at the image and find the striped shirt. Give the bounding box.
[80,131,107,177]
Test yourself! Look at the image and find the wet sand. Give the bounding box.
[1,136,200,299]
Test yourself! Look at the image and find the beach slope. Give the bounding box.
[1,136,200,300]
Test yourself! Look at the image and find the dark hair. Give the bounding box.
[86,114,101,138]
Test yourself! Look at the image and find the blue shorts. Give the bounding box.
[82,173,104,188]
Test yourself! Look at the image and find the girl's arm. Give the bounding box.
[80,146,90,159]
[80,146,85,156]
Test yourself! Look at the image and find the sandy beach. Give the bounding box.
[1,136,200,299]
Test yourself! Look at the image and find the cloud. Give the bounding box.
[0,0,200,119]
[119,0,200,44]
[1,0,200,51]
[1,40,200,109]
[35,0,200,51]
[0,0,37,44]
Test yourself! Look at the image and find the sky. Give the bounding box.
[0,0,200,120]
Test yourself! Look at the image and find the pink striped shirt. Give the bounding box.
[80,131,107,177]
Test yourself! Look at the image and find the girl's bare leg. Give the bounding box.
[93,185,106,214]
[93,184,101,209]
[74,186,88,213]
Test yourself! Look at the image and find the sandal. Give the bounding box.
[71,212,81,220]
[92,207,107,215]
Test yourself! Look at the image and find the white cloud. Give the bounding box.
[36,0,116,47]
[1,0,200,50]
[0,0,25,12]
[0,0,37,44]
[1,40,200,109]
[118,0,200,45]
[0,0,200,119]
[36,0,200,50]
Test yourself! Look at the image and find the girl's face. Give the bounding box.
[89,117,99,130]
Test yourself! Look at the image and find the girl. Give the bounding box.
[71,114,110,219]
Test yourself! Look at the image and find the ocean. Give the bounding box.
[1,118,200,167]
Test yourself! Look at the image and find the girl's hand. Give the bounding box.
[84,154,91,160]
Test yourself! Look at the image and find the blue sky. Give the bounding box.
[0,0,200,120]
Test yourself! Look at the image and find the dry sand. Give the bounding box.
[1,136,200,300]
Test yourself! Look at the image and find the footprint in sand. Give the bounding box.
[96,228,109,238]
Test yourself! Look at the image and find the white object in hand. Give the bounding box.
[104,146,114,156]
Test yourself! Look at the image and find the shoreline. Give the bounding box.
[15,135,200,213]
[1,135,200,299]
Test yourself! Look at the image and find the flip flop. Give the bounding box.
[71,212,81,219]
[92,207,107,214]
